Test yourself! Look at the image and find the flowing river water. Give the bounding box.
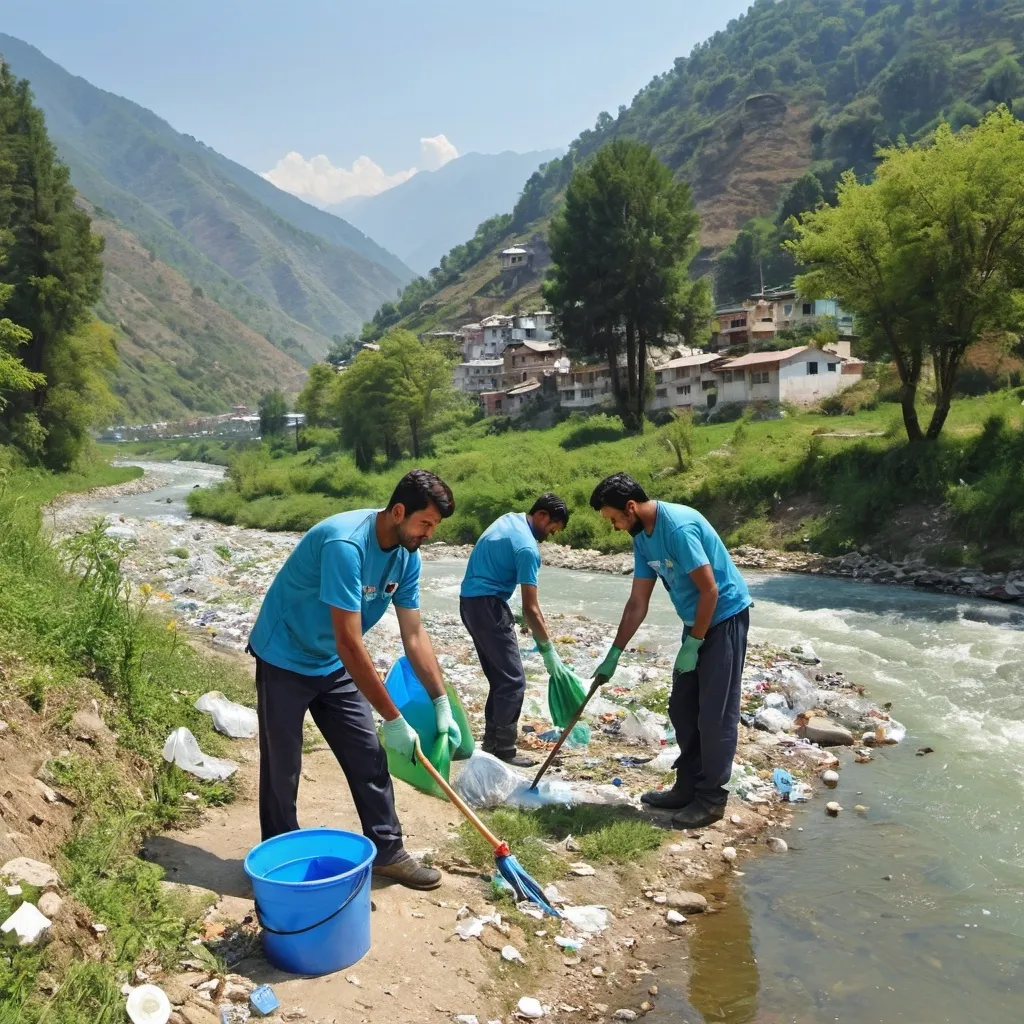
[84,461,1024,1023]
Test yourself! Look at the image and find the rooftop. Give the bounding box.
[655,352,722,371]
[502,246,529,256]
[506,379,542,396]
[720,346,811,369]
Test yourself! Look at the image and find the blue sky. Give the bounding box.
[4,0,752,202]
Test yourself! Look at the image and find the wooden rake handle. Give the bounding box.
[414,740,504,853]
[530,678,603,790]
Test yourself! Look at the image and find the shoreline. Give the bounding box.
[46,463,910,1019]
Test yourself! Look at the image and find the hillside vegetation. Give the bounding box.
[366,0,1024,338]
[0,33,413,366]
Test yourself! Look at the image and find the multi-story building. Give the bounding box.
[650,353,723,412]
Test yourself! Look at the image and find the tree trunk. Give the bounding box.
[926,346,962,441]
[636,328,648,425]
[900,382,924,442]
[622,320,641,433]
[409,418,421,458]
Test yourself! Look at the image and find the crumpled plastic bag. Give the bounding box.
[562,905,611,934]
[194,691,258,739]
[620,708,665,746]
[162,727,238,780]
[453,751,525,809]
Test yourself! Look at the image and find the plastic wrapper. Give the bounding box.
[619,708,665,746]
[161,727,238,780]
[194,691,258,738]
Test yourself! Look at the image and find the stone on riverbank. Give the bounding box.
[666,892,707,914]
[796,716,854,747]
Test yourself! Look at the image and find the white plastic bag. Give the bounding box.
[162,727,238,780]
[620,709,665,746]
[194,691,258,739]
[453,751,528,808]
[562,905,611,934]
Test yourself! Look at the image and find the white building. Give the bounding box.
[479,314,514,356]
[453,359,503,394]
[500,247,531,272]
[558,362,614,411]
[650,353,723,412]
[715,346,863,406]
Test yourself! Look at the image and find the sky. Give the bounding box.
[3,0,752,204]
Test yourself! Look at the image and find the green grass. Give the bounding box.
[0,450,254,1021]
[182,389,1024,567]
[169,546,190,559]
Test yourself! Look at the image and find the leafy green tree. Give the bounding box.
[326,332,360,367]
[295,362,336,426]
[0,308,43,412]
[545,140,704,432]
[258,389,288,437]
[0,62,108,468]
[330,349,402,469]
[789,108,1024,442]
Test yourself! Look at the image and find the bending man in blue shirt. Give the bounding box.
[589,473,752,828]
[460,494,571,767]
[248,470,459,890]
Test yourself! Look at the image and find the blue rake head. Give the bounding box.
[495,848,561,918]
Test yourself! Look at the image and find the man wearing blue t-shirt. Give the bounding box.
[248,470,459,890]
[460,494,571,767]
[589,473,752,828]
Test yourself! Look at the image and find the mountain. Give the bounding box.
[333,149,561,275]
[0,34,415,364]
[363,0,1024,339]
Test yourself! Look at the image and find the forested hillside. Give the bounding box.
[365,0,1024,337]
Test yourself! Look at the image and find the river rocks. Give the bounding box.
[721,846,737,863]
[36,892,63,919]
[765,836,788,853]
[666,891,707,914]
[795,716,855,747]
[821,770,840,788]
[753,706,793,734]
[826,801,843,817]
[1,857,60,889]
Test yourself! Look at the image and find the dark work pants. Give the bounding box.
[253,655,404,866]
[670,607,750,808]
[459,595,526,756]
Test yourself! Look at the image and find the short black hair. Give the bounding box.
[589,472,648,512]
[386,469,455,519]
[529,492,570,525]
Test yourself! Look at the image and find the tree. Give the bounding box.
[0,62,109,468]
[662,410,694,472]
[331,349,402,469]
[326,333,359,367]
[545,140,704,432]
[789,108,1024,442]
[295,362,336,426]
[258,390,288,437]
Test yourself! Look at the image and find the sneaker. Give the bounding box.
[640,785,695,810]
[373,854,442,891]
[671,799,726,830]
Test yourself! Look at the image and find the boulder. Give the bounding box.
[666,891,707,914]
[1,857,61,889]
[37,892,63,919]
[795,717,854,747]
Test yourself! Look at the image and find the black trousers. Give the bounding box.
[670,607,750,808]
[459,595,526,756]
[253,655,404,866]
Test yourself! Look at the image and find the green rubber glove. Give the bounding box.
[674,635,704,674]
[382,714,419,762]
[594,645,623,684]
[432,693,462,749]
[538,640,562,676]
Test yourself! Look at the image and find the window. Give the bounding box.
[802,302,813,316]
[674,367,689,379]
[561,390,575,401]
[721,370,734,384]
[827,362,838,373]
[750,370,771,385]
[581,388,594,399]
[655,388,668,399]
[522,372,527,381]
[702,379,715,391]
[807,362,819,375]
[677,384,692,396]
[784,303,793,316]
[730,318,745,329]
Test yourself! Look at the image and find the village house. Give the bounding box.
[557,361,614,411]
[500,246,532,272]
[714,346,863,406]
[650,352,723,412]
[709,287,855,352]
[500,338,566,390]
[453,358,503,394]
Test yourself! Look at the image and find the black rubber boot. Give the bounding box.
[672,799,726,830]
[490,724,538,768]
[640,783,695,810]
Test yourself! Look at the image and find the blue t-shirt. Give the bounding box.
[633,502,751,628]
[249,509,420,675]
[461,512,541,601]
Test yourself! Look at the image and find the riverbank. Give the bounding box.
[40,462,912,1022]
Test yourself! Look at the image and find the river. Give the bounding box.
[77,461,1024,1022]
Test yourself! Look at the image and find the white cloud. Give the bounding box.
[262,134,458,205]
[419,133,459,171]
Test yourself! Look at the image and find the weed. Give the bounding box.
[169,547,190,559]
[213,544,232,561]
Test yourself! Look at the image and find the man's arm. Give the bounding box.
[611,576,657,650]
[330,607,401,720]
[521,584,550,647]
[395,605,447,700]
[687,564,719,640]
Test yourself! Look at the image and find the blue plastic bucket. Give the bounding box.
[244,828,375,976]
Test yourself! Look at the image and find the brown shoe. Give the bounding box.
[373,854,442,891]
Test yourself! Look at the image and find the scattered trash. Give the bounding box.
[1,902,51,946]
[555,936,583,951]
[772,767,794,798]
[620,709,665,746]
[649,746,681,771]
[162,728,238,780]
[618,756,653,768]
[249,983,280,1017]
[501,945,524,963]
[455,911,502,941]
[611,777,622,787]
[4,885,22,897]
[345,975,361,986]
[220,1007,251,1024]
[543,884,568,906]
[561,905,611,934]
[125,984,171,1024]
[753,706,793,734]
[194,692,258,739]
[516,996,545,1019]
[455,1016,480,1024]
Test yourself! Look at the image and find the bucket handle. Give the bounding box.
[253,865,370,937]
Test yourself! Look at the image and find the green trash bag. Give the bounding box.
[378,657,474,799]
[547,663,592,745]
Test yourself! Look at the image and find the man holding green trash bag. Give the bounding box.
[589,473,752,829]
[247,470,460,891]
[460,494,580,767]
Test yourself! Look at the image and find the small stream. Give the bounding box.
[81,463,1024,1022]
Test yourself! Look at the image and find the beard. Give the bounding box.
[627,513,645,537]
[397,525,423,552]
